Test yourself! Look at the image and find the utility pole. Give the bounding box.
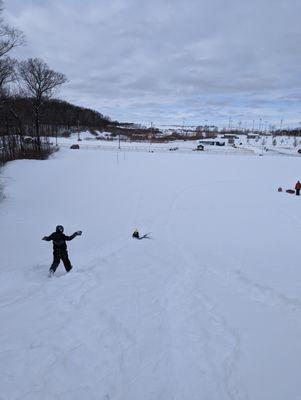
[264,121,268,134]
[149,122,153,151]
[77,119,80,141]
[259,118,262,133]
[228,117,232,131]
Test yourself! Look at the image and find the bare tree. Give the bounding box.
[0,0,24,57]
[0,56,16,87]
[18,58,67,138]
[0,1,24,93]
[0,24,24,58]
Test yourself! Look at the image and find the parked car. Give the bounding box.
[194,144,204,151]
[70,144,80,149]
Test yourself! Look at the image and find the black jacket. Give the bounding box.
[43,232,77,251]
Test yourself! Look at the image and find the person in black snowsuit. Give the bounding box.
[132,229,140,239]
[132,229,150,240]
[42,225,82,275]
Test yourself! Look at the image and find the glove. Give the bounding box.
[76,231,82,236]
[42,236,48,241]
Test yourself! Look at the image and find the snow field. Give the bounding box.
[54,131,301,158]
[0,148,301,399]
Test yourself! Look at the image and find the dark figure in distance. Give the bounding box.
[295,181,301,196]
[132,229,150,240]
[132,229,140,239]
[42,225,82,276]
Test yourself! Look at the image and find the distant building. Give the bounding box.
[199,140,225,146]
[221,134,239,139]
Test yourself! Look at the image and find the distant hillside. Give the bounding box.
[0,97,119,136]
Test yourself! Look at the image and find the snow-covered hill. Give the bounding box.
[1,147,301,399]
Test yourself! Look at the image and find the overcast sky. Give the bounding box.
[5,0,301,128]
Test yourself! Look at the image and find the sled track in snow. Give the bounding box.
[161,188,248,400]
[204,252,301,318]
[177,246,248,400]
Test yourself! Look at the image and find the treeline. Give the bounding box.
[0,96,117,136]
[223,128,301,137]
[0,95,120,165]
[273,129,301,137]
[0,134,52,165]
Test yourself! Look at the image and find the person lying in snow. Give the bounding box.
[132,229,140,239]
[42,225,82,276]
[132,229,150,240]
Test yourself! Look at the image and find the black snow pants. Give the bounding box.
[50,249,72,273]
[296,189,300,196]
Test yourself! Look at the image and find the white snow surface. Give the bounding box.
[1,146,301,400]
[54,131,301,158]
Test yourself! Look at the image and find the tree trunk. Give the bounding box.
[35,103,41,148]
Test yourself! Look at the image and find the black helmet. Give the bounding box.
[56,225,64,233]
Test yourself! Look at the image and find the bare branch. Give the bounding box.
[0,1,25,58]
[0,57,16,88]
[18,57,67,135]
[0,25,25,57]
[19,58,67,100]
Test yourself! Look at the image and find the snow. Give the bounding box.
[1,146,301,399]
[52,130,301,158]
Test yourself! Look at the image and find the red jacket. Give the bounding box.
[295,182,301,190]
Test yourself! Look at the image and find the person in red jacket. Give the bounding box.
[295,181,301,195]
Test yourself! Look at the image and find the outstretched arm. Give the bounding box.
[42,233,53,241]
[64,231,82,241]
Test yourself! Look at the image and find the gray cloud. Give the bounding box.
[5,0,301,127]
